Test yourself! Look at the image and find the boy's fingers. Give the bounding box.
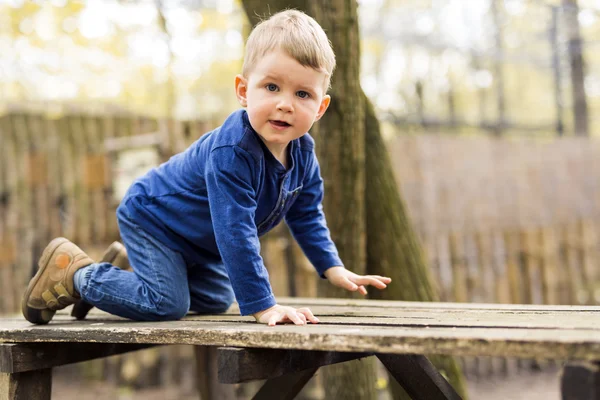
[297,308,319,323]
[286,310,305,325]
[341,277,359,291]
[358,285,367,295]
[354,276,387,289]
[369,275,392,282]
[268,313,280,326]
[298,312,307,323]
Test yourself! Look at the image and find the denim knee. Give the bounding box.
[146,296,190,321]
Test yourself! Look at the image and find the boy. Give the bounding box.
[22,10,391,326]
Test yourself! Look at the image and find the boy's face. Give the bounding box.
[235,50,331,149]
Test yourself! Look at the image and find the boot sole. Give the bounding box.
[22,237,70,324]
[71,242,124,320]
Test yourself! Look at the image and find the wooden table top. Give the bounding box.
[2,298,600,361]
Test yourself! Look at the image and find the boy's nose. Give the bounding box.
[276,97,293,112]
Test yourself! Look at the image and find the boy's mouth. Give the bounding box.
[270,120,291,127]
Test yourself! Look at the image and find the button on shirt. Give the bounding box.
[121,109,343,315]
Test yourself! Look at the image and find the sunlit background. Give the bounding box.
[2,0,600,136]
[2,1,600,399]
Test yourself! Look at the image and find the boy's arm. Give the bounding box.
[205,146,277,316]
[285,151,391,294]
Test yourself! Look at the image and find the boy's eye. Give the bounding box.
[266,84,278,92]
[297,91,310,99]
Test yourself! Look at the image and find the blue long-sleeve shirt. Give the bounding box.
[121,109,343,315]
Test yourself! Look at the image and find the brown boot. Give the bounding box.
[22,237,94,324]
[71,241,131,320]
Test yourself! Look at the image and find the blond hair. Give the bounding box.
[242,9,336,91]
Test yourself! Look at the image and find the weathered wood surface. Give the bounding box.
[0,343,154,373]
[217,347,368,383]
[1,298,599,361]
[0,369,52,400]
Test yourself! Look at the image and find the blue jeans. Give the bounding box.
[77,205,235,321]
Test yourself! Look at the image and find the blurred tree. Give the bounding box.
[240,1,467,399]
[563,0,590,136]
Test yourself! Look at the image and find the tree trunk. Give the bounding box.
[364,95,468,398]
[308,3,378,400]
[240,1,467,399]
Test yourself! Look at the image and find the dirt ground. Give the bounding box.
[52,367,561,400]
[467,367,561,400]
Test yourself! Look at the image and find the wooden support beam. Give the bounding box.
[252,368,318,400]
[218,347,368,383]
[377,353,462,400]
[561,362,600,399]
[0,343,156,373]
[0,369,52,400]
[195,346,236,400]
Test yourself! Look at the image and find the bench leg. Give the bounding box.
[194,346,236,400]
[0,369,52,400]
[377,354,462,400]
[561,362,600,399]
[252,368,318,400]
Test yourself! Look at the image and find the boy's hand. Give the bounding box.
[324,266,391,295]
[253,304,320,326]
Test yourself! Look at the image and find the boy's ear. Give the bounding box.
[235,74,248,107]
[314,94,331,121]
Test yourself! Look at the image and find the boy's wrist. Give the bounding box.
[253,304,279,321]
[323,265,344,279]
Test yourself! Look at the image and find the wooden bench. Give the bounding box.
[1,297,599,400]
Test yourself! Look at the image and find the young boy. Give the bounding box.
[22,10,391,326]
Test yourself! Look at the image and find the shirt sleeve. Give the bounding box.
[284,151,343,277]
[205,146,276,316]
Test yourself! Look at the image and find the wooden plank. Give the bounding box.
[0,342,155,373]
[57,116,77,240]
[252,367,317,400]
[491,230,511,304]
[11,298,600,325]
[475,231,494,303]
[580,219,598,305]
[0,116,19,314]
[564,223,584,304]
[68,115,92,245]
[101,115,119,238]
[34,302,600,329]
[561,361,600,399]
[2,315,600,361]
[449,232,468,303]
[83,116,107,242]
[540,226,559,305]
[272,297,600,310]
[378,353,461,400]
[520,230,537,304]
[217,347,368,383]
[504,230,522,304]
[187,311,600,330]
[0,369,51,400]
